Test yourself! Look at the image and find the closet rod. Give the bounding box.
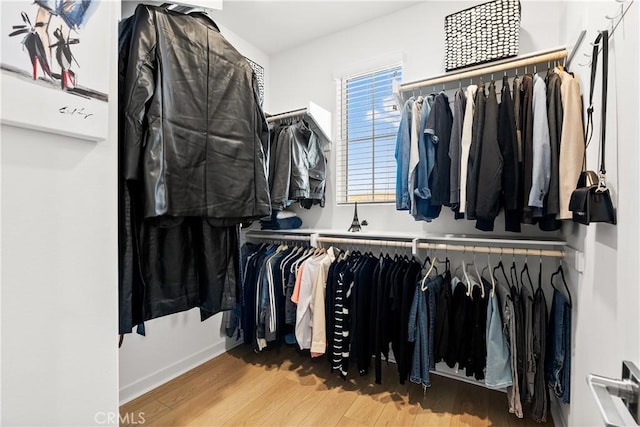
[315,236,564,258]
[401,47,568,92]
[266,108,307,122]
[246,233,311,242]
[418,243,564,258]
[316,236,413,248]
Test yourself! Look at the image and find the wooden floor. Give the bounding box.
[120,344,554,426]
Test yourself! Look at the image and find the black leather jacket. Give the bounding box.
[123,5,271,221]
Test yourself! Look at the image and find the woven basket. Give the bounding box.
[444,0,521,71]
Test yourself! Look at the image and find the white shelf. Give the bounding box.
[266,101,332,145]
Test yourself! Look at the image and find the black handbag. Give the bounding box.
[569,30,616,225]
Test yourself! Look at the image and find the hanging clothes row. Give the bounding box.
[240,242,336,352]
[240,240,572,423]
[268,119,329,211]
[401,251,571,422]
[396,67,585,232]
[326,252,423,384]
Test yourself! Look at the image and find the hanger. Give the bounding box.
[509,250,519,290]
[290,246,314,273]
[493,260,511,289]
[279,244,298,268]
[422,253,432,269]
[551,264,572,307]
[160,2,220,30]
[279,245,301,290]
[492,248,511,295]
[421,253,440,291]
[537,250,543,290]
[470,247,485,298]
[461,246,473,296]
[452,248,462,279]
[520,251,535,297]
[481,252,496,297]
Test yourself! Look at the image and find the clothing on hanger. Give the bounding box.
[499,75,522,232]
[531,284,549,422]
[465,82,487,220]
[118,5,269,335]
[449,89,467,212]
[475,81,503,231]
[485,277,513,389]
[547,267,572,404]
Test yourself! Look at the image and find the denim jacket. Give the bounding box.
[395,98,415,210]
[413,94,441,221]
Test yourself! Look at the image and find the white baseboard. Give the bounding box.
[549,393,569,427]
[119,339,242,405]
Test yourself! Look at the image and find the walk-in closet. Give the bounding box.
[1,0,639,426]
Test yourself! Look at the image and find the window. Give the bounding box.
[336,64,402,204]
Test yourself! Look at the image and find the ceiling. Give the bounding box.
[209,1,422,55]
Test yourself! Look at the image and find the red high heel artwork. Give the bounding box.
[50,27,79,90]
[9,12,51,80]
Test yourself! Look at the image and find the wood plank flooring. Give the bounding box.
[120,344,554,426]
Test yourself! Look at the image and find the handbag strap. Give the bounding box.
[586,30,609,176]
[600,30,608,176]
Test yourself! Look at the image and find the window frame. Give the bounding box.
[335,63,403,205]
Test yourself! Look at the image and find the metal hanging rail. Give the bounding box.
[244,230,584,272]
[316,236,413,249]
[244,232,311,243]
[315,236,564,258]
[417,242,563,258]
[400,47,568,93]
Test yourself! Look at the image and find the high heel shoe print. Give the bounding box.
[9,11,51,79]
[50,27,80,90]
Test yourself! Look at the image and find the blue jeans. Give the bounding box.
[260,217,303,230]
[427,275,443,370]
[408,274,443,388]
[408,281,430,388]
[546,289,571,403]
[485,291,513,388]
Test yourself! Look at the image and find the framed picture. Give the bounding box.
[245,56,264,107]
[1,0,112,142]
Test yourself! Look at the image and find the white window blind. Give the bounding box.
[336,64,402,204]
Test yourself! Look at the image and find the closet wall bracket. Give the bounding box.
[563,246,585,273]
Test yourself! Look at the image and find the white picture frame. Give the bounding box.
[1,0,112,142]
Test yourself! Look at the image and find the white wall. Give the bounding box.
[268,0,562,238]
[0,2,120,425]
[557,2,640,426]
[268,1,639,426]
[118,5,271,404]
